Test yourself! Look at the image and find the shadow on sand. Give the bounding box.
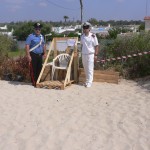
[7,80,32,86]
[134,76,150,92]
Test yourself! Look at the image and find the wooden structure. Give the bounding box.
[36,37,78,90]
[36,37,119,90]
[79,68,119,84]
[144,16,150,31]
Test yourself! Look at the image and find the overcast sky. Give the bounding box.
[0,0,149,22]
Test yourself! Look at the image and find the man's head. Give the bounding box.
[34,22,42,34]
[82,22,92,35]
[82,22,92,30]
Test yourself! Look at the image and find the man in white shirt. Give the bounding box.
[81,22,99,88]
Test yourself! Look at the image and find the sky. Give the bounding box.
[0,0,150,23]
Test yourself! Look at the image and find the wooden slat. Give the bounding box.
[79,68,119,75]
[79,77,119,84]
[79,74,118,80]
[36,80,64,89]
[79,68,119,84]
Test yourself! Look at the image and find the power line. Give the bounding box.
[46,0,80,11]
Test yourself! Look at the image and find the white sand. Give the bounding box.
[0,79,150,150]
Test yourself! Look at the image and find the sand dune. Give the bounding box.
[0,79,150,150]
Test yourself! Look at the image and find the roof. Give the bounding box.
[144,16,150,20]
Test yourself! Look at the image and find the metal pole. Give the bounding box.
[146,0,148,16]
[79,0,83,33]
[79,0,83,24]
[45,35,46,44]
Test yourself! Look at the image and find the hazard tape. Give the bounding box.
[97,51,150,63]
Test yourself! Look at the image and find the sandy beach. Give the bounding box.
[0,79,150,150]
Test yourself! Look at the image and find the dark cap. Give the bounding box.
[34,22,42,28]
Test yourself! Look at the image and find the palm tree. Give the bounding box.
[64,16,69,23]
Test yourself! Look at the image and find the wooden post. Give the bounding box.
[54,38,57,58]
[73,38,79,83]
[36,39,54,85]
[64,51,75,87]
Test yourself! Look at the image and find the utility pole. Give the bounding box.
[79,0,83,33]
[146,0,148,16]
[79,0,83,24]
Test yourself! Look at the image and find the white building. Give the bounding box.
[52,24,112,37]
[91,24,111,36]
[52,25,81,34]
[0,25,7,30]
[0,25,14,37]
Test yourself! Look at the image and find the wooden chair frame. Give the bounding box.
[36,37,78,89]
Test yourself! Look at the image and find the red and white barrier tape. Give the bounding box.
[97,51,150,63]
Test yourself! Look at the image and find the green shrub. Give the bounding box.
[99,32,150,79]
[0,34,18,63]
[0,56,30,82]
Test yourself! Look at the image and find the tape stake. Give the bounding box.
[111,58,116,61]
[143,52,148,54]
[117,57,121,60]
[106,59,111,61]
[96,51,149,64]
[122,56,127,59]
[101,60,106,62]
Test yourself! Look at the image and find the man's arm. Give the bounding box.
[94,45,99,62]
[93,34,99,61]
[25,44,31,62]
[43,44,46,58]
[94,45,99,56]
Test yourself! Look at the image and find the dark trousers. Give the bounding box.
[30,52,43,86]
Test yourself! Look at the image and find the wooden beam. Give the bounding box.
[54,38,57,58]
[73,38,79,82]
[36,39,54,85]
[64,51,75,87]
[79,68,119,84]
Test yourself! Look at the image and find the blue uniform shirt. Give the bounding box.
[26,33,45,54]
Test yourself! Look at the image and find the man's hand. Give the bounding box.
[94,55,98,62]
[27,55,32,62]
[74,51,78,57]
[43,53,47,59]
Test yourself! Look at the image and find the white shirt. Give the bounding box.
[81,32,98,54]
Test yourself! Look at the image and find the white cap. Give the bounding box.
[82,22,92,27]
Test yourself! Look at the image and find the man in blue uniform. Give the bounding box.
[25,22,46,86]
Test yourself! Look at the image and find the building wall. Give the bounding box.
[144,16,150,31]
[145,20,150,31]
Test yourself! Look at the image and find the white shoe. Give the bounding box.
[83,82,87,87]
[85,83,92,88]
